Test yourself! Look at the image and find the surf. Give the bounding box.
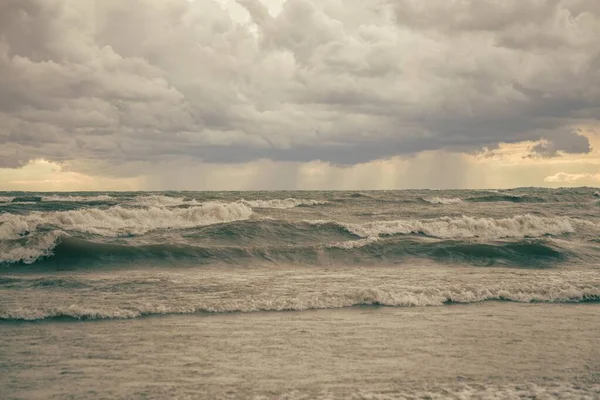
[2,286,599,321]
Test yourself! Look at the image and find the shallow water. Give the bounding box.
[1,304,599,399]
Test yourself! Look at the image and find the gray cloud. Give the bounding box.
[528,129,592,158]
[0,0,599,174]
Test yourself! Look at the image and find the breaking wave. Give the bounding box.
[2,283,598,321]
[240,198,327,209]
[0,203,254,264]
[0,194,327,210]
[0,232,62,265]
[133,194,199,208]
[0,235,568,268]
[0,203,252,240]
[466,194,545,203]
[0,214,581,265]
[130,196,326,209]
[0,195,116,204]
[422,197,463,204]
[0,202,253,239]
[309,214,575,240]
[41,195,114,202]
[327,237,379,249]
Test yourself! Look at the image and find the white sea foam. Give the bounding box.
[2,280,598,320]
[594,191,600,197]
[252,383,600,400]
[131,196,325,209]
[0,232,63,264]
[0,202,254,263]
[133,195,200,208]
[422,196,463,204]
[309,214,576,239]
[240,198,327,209]
[326,237,378,249]
[0,202,253,240]
[0,196,15,203]
[41,195,114,202]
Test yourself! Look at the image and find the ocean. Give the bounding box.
[1,188,600,399]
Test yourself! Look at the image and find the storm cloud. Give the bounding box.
[1,0,599,174]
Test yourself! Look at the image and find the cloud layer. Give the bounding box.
[1,0,599,185]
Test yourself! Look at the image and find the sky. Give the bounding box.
[1,0,599,191]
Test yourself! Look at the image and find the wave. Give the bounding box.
[327,237,379,249]
[2,283,598,321]
[130,196,326,209]
[0,196,15,203]
[466,194,545,203]
[327,237,565,263]
[133,194,199,208]
[309,214,575,240]
[10,196,43,203]
[422,197,463,204]
[350,192,372,198]
[0,232,62,264]
[0,214,578,265]
[0,202,252,239]
[41,195,114,202]
[1,233,567,268]
[240,198,327,209]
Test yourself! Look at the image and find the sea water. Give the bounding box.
[1,189,599,398]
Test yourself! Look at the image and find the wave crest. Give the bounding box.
[466,194,545,203]
[2,202,252,239]
[240,198,327,209]
[422,197,463,204]
[0,232,62,264]
[130,196,326,209]
[133,195,199,207]
[0,235,567,268]
[2,283,598,321]
[310,214,575,239]
[0,203,253,263]
[41,195,114,202]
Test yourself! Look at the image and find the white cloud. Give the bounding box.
[0,159,143,191]
[544,172,600,183]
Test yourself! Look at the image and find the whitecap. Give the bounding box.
[132,195,200,208]
[308,214,576,240]
[41,195,114,202]
[240,198,327,209]
[422,197,463,204]
[0,202,253,240]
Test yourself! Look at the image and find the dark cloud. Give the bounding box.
[0,0,598,175]
[528,130,592,158]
